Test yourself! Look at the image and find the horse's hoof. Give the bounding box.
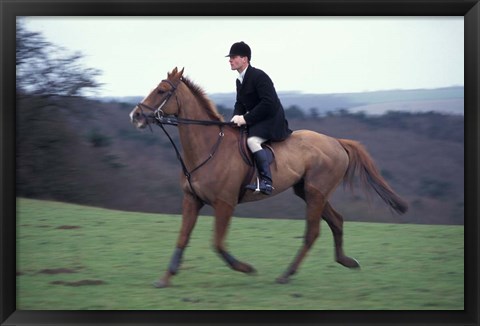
[245,264,257,275]
[237,263,257,274]
[337,257,361,269]
[351,258,361,269]
[246,267,257,275]
[152,280,170,288]
[275,276,290,284]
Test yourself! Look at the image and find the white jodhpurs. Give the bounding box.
[247,136,267,153]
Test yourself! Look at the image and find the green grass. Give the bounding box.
[16,198,464,310]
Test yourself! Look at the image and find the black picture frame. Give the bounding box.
[1,0,478,325]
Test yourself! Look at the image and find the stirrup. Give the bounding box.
[246,177,274,195]
[254,177,261,193]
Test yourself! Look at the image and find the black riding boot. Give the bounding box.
[245,149,273,195]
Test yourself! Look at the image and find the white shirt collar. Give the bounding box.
[237,66,248,83]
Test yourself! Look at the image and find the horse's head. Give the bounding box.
[130,67,184,129]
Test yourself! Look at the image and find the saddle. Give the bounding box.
[238,129,275,167]
[237,128,275,201]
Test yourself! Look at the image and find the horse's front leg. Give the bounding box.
[213,199,256,274]
[153,193,203,288]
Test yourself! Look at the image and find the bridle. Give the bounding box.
[135,78,236,204]
[136,79,180,128]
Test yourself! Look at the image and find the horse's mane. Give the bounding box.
[182,77,225,122]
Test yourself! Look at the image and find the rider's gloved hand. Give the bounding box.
[230,115,246,127]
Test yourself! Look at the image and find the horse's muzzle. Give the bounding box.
[130,106,148,129]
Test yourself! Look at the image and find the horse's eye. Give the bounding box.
[157,89,166,94]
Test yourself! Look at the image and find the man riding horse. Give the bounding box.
[227,41,292,195]
[129,61,407,288]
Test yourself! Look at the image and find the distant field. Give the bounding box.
[16,198,464,310]
[208,86,465,114]
[349,98,464,116]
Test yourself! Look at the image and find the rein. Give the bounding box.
[136,80,236,203]
[137,102,235,127]
[157,117,226,202]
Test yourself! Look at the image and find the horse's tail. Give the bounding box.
[337,139,408,215]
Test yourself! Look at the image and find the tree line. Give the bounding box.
[16,20,102,97]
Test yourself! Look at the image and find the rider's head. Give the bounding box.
[226,42,251,72]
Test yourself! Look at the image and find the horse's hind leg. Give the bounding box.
[323,202,360,268]
[276,183,325,284]
[153,193,203,288]
[213,199,256,274]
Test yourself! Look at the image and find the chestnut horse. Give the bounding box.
[130,67,408,288]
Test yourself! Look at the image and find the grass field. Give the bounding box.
[16,198,464,310]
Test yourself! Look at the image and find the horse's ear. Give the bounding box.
[167,67,178,78]
[167,67,184,80]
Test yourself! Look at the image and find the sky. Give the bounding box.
[21,16,464,98]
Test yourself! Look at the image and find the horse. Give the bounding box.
[129,67,408,288]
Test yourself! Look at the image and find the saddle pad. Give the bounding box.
[238,129,275,167]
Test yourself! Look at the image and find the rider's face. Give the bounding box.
[229,55,248,73]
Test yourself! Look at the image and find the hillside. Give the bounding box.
[16,93,464,225]
[106,86,464,116]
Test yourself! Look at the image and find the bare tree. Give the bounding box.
[16,20,102,97]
